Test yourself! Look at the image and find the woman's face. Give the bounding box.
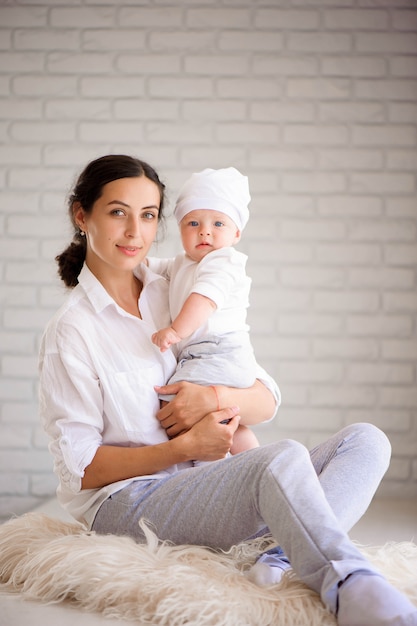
[75,176,161,277]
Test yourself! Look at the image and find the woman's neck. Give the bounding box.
[86,262,143,318]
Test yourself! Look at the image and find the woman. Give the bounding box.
[39,154,417,626]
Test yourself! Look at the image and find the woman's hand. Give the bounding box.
[178,406,241,462]
[155,381,218,437]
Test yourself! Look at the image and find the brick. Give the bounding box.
[9,167,70,189]
[150,31,215,52]
[287,32,351,53]
[219,31,284,52]
[14,28,80,51]
[2,356,38,378]
[278,314,343,336]
[0,52,44,73]
[348,267,414,289]
[281,266,345,288]
[79,122,144,143]
[0,474,28,496]
[318,196,382,217]
[383,292,417,313]
[355,79,417,101]
[310,385,376,408]
[185,55,248,75]
[314,290,379,313]
[50,6,115,28]
[47,52,113,74]
[348,363,414,385]
[382,340,417,361]
[13,75,77,97]
[187,7,250,28]
[349,219,416,241]
[188,100,248,121]
[83,30,146,51]
[45,98,111,120]
[319,102,385,123]
[10,122,75,143]
[149,77,212,98]
[386,150,417,171]
[277,361,343,383]
[389,103,417,123]
[31,473,58,497]
[347,315,413,337]
[282,172,346,193]
[0,424,31,448]
[390,57,417,78]
[284,124,348,145]
[345,411,412,434]
[384,244,417,265]
[252,148,313,170]
[0,6,47,28]
[119,7,183,28]
[1,402,39,423]
[253,55,318,76]
[385,197,417,218]
[255,8,319,30]
[218,77,282,99]
[118,54,181,75]
[287,78,350,100]
[324,9,388,30]
[0,144,42,165]
[216,124,280,145]
[0,331,35,353]
[250,101,315,122]
[0,379,33,401]
[352,125,416,147]
[147,122,212,144]
[80,76,144,97]
[391,10,417,31]
[319,149,383,170]
[351,172,415,194]
[380,388,417,409]
[356,32,417,54]
[273,409,341,432]
[282,219,346,240]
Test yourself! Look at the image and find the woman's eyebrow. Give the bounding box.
[107,199,130,207]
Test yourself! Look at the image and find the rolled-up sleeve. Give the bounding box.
[39,326,103,494]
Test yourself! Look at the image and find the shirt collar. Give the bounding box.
[77,263,165,314]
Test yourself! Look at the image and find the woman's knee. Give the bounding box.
[342,422,391,466]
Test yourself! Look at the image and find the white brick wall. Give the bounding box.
[0,0,416,521]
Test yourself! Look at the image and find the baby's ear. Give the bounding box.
[234,229,242,244]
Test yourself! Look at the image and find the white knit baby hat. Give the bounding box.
[174,167,251,231]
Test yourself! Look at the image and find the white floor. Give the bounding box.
[1,497,416,626]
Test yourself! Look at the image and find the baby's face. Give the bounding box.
[179,209,241,262]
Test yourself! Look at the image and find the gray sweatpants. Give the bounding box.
[92,422,391,614]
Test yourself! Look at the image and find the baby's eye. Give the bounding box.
[189,220,199,227]
[214,221,224,227]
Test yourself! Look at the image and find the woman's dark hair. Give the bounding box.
[56,155,166,287]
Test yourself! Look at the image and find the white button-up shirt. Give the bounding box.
[39,263,280,526]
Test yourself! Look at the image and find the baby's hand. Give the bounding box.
[152,327,182,352]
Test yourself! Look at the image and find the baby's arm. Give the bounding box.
[152,292,216,352]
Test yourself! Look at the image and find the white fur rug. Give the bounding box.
[0,513,416,626]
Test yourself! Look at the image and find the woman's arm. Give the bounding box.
[82,408,240,490]
[155,379,276,438]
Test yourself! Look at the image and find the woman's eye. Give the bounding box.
[143,211,157,220]
[111,209,125,216]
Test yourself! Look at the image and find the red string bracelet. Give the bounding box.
[210,385,220,411]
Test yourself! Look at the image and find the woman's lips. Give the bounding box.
[117,245,141,256]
